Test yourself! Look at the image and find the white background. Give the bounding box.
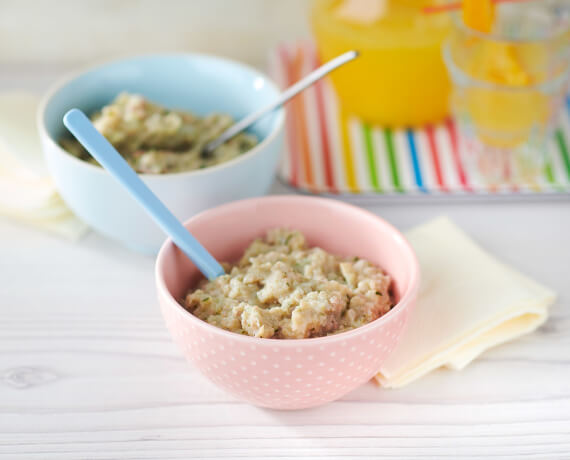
[0,0,310,67]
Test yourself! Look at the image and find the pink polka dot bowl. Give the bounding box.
[155,195,420,410]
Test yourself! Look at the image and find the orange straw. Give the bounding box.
[423,0,531,15]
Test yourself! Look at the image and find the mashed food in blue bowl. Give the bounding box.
[60,92,258,174]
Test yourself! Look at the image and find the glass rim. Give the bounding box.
[450,5,570,45]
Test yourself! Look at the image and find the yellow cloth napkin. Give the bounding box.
[0,92,87,240]
[376,217,556,388]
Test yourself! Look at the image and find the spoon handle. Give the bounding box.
[63,109,225,280]
[203,50,359,154]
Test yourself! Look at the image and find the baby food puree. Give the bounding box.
[184,229,393,339]
[60,93,258,174]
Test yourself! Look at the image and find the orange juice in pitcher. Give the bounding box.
[311,0,452,127]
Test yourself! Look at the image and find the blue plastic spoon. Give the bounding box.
[63,108,225,280]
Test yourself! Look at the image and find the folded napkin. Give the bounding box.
[0,92,87,240]
[376,217,556,388]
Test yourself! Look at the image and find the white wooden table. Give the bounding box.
[1,65,569,459]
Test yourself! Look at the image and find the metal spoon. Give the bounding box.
[201,50,359,157]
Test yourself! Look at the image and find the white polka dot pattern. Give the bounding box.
[159,301,411,410]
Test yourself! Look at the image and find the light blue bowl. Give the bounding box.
[38,54,285,254]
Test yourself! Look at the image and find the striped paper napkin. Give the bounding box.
[268,43,570,199]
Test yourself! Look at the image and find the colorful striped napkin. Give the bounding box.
[268,43,570,198]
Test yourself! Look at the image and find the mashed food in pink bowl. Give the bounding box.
[184,228,393,339]
[156,196,419,409]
